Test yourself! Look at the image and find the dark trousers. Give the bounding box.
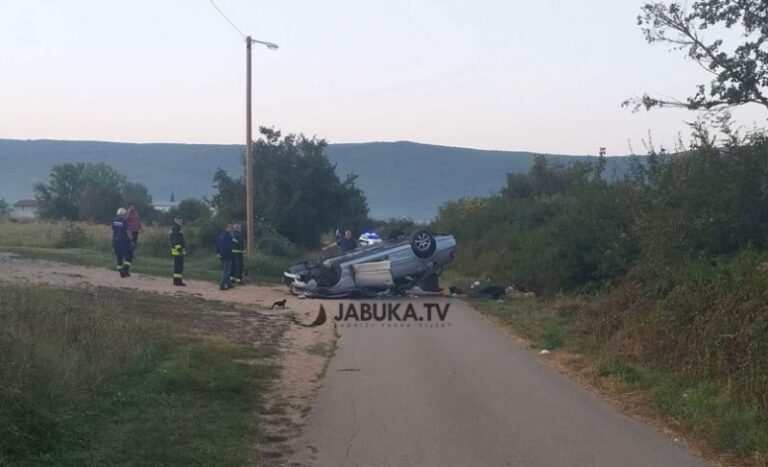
[173,256,184,283]
[114,243,126,270]
[130,232,138,262]
[124,242,134,268]
[231,254,244,283]
[114,241,131,275]
[220,259,232,288]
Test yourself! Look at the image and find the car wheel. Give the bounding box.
[411,230,437,259]
[322,263,342,287]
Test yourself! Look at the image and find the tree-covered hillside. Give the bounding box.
[0,138,632,220]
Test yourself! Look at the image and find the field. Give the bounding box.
[0,283,285,466]
[0,219,290,283]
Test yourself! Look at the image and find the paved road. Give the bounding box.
[289,298,705,467]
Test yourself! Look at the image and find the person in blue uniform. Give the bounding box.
[112,207,132,278]
[216,224,234,291]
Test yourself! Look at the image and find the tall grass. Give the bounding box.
[0,284,279,465]
[480,293,768,464]
[0,220,294,282]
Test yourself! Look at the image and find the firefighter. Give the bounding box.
[230,223,245,285]
[112,207,132,278]
[170,215,187,286]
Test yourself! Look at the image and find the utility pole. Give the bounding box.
[244,36,278,255]
[245,36,254,255]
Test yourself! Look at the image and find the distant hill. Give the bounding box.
[0,139,635,221]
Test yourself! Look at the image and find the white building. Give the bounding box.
[152,201,179,213]
[10,199,39,219]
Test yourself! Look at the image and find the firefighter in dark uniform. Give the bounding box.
[230,223,245,285]
[170,215,187,286]
[112,207,132,278]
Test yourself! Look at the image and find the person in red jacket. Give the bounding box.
[125,202,142,246]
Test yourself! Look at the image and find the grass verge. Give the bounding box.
[474,296,768,466]
[0,245,287,284]
[0,283,282,466]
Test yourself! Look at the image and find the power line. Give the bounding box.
[207,0,246,38]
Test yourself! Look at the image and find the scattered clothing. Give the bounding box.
[469,285,506,300]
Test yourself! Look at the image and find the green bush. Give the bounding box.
[245,253,292,279]
[139,226,172,257]
[54,223,90,248]
[256,234,298,258]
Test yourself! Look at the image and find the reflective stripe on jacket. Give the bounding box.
[231,232,245,254]
[170,223,186,255]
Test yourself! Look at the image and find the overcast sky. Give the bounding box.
[1,0,766,155]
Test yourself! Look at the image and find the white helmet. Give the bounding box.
[116,207,127,216]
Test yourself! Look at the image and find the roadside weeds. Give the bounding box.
[473,297,768,467]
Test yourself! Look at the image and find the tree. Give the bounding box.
[212,168,246,223]
[169,198,212,223]
[123,182,155,220]
[35,162,153,222]
[212,127,370,248]
[0,198,9,217]
[625,1,768,112]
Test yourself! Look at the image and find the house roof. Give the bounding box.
[13,199,39,208]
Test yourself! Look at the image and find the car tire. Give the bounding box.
[410,230,437,259]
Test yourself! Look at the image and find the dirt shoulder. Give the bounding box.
[0,252,335,465]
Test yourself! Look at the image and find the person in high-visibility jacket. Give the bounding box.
[170,215,187,286]
[112,207,132,278]
[230,223,246,285]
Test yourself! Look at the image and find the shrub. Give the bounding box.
[54,223,90,248]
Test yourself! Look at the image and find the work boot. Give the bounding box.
[124,266,130,277]
[119,268,128,278]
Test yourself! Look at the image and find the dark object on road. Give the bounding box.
[470,285,505,300]
[284,230,456,298]
[291,305,327,327]
[269,299,287,310]
[449,286,465,295]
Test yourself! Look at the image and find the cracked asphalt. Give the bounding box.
[288,297,706,467]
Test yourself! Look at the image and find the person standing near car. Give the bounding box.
[337,228,357,253]
[170,215,187,286]
[216,224,234,291]
[112,207,132,278]
[230,223,246,285]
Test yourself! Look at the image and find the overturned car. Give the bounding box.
[284,230,456,298]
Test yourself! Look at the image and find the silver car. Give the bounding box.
[284,230,457,298]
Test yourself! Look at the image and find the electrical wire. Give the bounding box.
[207,0,246,38]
